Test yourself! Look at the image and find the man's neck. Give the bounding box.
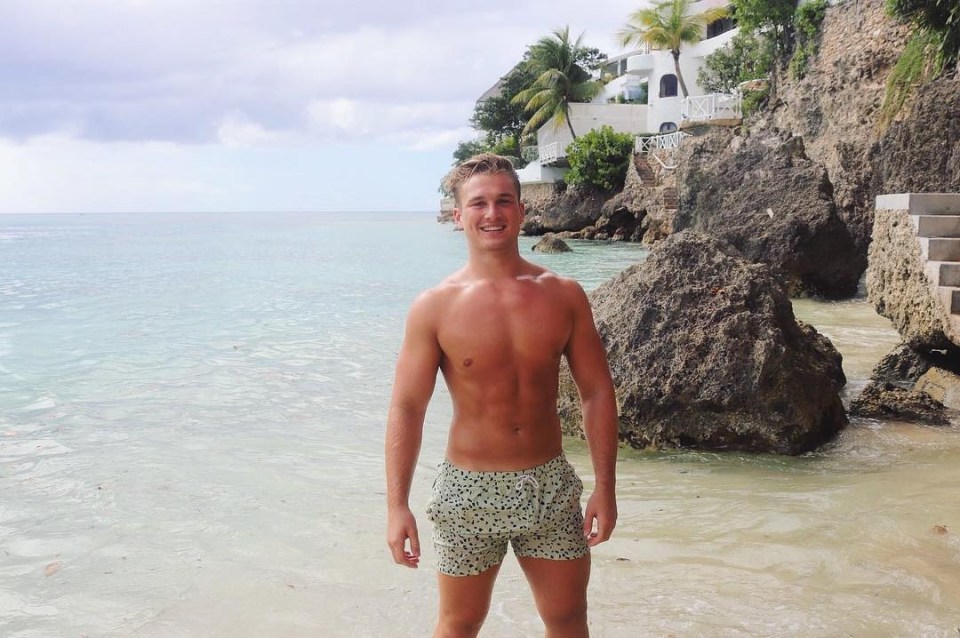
[465,249,528,280]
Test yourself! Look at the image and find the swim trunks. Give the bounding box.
[425,454,589,576]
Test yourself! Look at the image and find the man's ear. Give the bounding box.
[452,207,462,229]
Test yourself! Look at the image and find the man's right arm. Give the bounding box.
[385,291,442,568]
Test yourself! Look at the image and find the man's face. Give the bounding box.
[452,172,524,251]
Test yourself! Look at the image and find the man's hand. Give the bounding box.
[583,487,617,547]
[387,506,421,568]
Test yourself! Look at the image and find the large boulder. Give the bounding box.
[675,126,862,298]
[524,185,608,234]
[559,231,848,455]
[532,234,572,254]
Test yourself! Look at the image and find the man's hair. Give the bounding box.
[444,153,521,206]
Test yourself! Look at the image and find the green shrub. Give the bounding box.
[698,32,771,94]
[741,86,770,117]
[564,125,635,193]
[879,31,935,129]
[790,0,829,79]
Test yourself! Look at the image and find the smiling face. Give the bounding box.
[452,172,525,253]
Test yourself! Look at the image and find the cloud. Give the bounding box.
[0,0,645,212]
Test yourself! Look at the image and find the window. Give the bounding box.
[659,74,678,98]
[659,122,677,133]
[706,15,736,39]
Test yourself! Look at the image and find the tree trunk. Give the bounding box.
[565,108,578,140]
[672,50,689,98]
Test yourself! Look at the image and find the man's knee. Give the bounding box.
[435,608,487,638]
[541,598,588,629]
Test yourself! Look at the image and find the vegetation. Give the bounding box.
[880,0,960,128]
[512,27,604,140]
[447,32,605,175]
[731,0,797,63]
[618,0,730,98]
[697,32,771,93]
[887,0,960,72]
[564,125,635,192]
[790,0,829,79]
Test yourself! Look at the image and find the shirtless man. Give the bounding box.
[385,153,618,638]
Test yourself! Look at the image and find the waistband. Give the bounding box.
[437,454,570,481]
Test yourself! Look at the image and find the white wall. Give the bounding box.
[536,103,650,154]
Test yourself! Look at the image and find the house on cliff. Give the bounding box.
[518,0,738,185]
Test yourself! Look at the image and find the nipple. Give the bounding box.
[463,358,473,367]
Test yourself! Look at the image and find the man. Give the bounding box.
[385,153,618,638]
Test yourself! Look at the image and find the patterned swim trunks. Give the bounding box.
[425,454,589,576]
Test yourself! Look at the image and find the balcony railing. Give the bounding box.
[635,131,689,154]
[539,142,562,165]
[680,92,742,122]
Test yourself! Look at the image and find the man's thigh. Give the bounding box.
[436,563,502,631]
[517,554,591,625]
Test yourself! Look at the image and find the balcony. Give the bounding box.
[626,53,655,76]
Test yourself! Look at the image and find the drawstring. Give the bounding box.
[515,474,539,494]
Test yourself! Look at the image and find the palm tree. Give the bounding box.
[512,27,603,141]
[618,0,730,98]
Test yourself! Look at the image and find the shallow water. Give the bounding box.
[2,213,958,637]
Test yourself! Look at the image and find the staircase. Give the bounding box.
[662,187,679,212]
[634,156,656,186]
[880,194,960,317]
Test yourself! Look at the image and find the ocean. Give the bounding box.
[1,212,958,637]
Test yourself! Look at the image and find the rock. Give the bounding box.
[532,234,572,254]
[524,186,608,234]
[869,343,933,385]
[675,126,862,298]
[559,231,848,455]
[849,381,948,425]
[874,78,960,196]
[915,367,960,411]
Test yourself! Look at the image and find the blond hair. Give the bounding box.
[443,153,521,207]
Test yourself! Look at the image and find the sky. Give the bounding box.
[0,0,644,214]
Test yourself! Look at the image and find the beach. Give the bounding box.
[2,212,959,637]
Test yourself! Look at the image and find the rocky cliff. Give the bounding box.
[507,0,960,300]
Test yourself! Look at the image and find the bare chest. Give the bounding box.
[438,283,571,373]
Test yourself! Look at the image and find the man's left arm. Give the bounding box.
[563,281,618,547]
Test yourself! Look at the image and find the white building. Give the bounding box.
[518,0,738,185]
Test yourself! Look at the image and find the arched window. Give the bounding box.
[659,74,678,98]
[659,122,677,134]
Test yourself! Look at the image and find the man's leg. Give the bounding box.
[434,563,501,638]
[517,554,591,638]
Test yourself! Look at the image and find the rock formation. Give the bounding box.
[675,126,861,298]
[849,381,948,424]
[532,234,572,253]
[559,231,848,455]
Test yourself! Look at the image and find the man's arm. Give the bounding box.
[385,291,442,568]
[563,281,618,547]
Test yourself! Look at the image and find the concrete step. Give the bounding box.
[928,238,960,261]
[878,193,960,215]
[939,286,960,315]
[940,263,960,287]
[915,214,960,238]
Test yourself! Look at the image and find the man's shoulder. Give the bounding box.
[408,271,469,313]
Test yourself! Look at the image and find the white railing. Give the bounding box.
[680,92,742,122]
[635,131,689,154]
[539,142,562,165]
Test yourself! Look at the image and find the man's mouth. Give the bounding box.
[481,225,506,232]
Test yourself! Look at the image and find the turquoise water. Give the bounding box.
[2,213,958,637]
